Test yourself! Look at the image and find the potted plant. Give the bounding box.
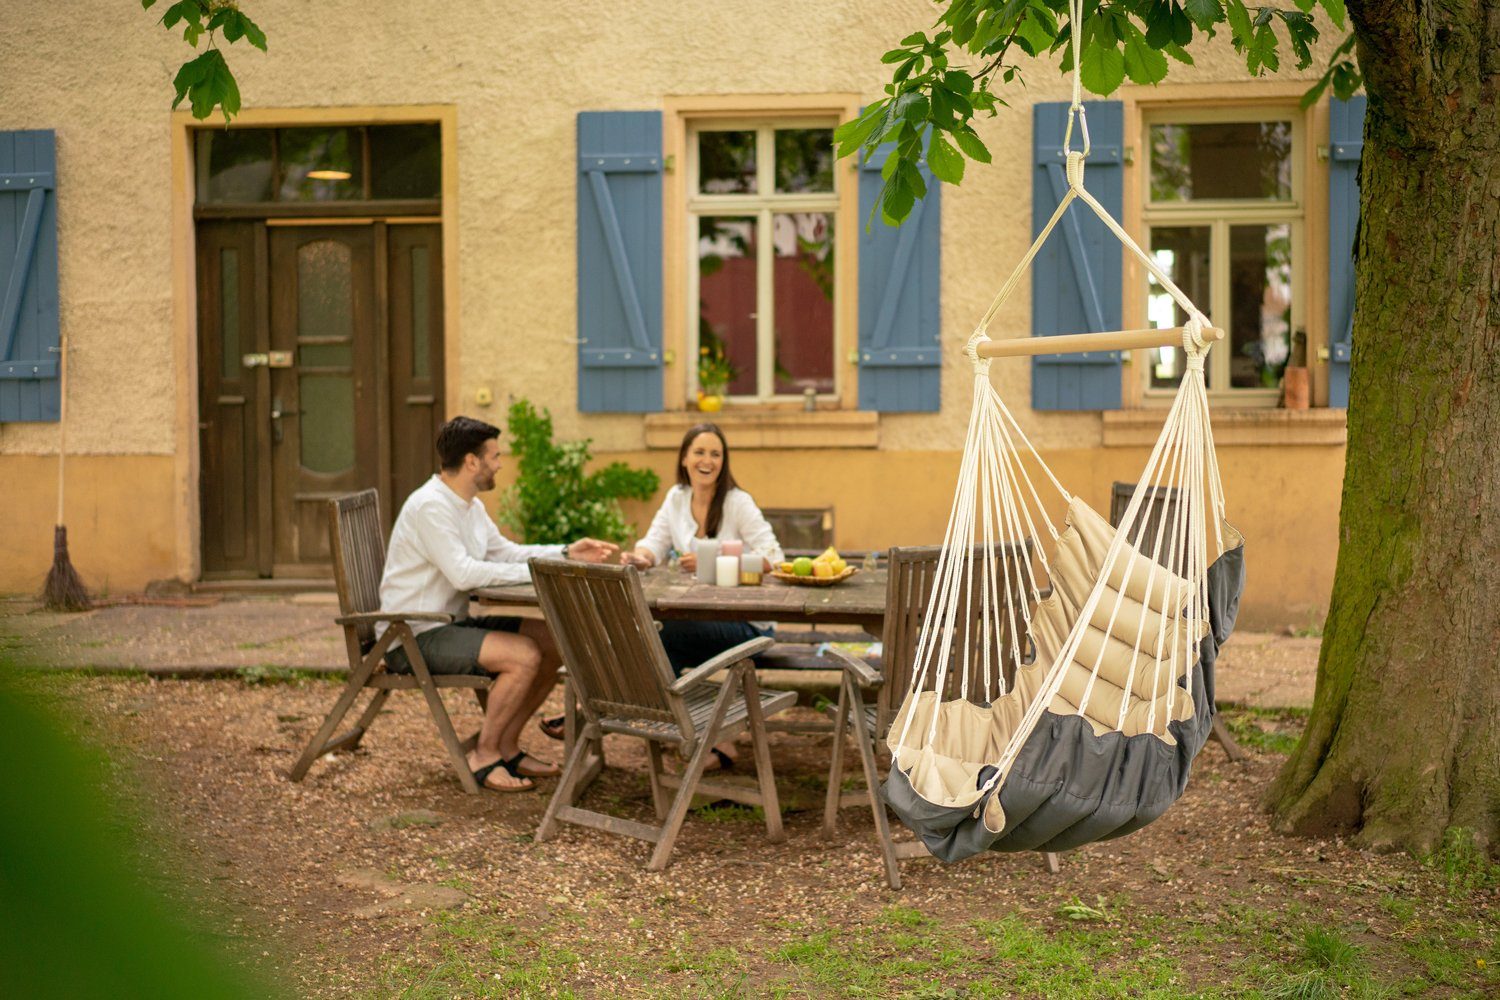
[696,340,736,412]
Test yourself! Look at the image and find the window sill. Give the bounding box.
[643,410,879,449]
[1102,407,1347,447]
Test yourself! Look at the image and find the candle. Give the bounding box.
[715,554,740,587]
[720,539,744,557]
[739,550,762,586]
[694,539,720,583]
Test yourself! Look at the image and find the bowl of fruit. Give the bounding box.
[770,547,857,586]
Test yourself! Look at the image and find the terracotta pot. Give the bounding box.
[1281,366,1310,410]
[696,393,724,413]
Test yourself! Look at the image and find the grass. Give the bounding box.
[1221,706,1309,756]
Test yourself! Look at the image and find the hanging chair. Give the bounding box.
[879,2,1246,862]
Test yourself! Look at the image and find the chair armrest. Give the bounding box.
[669,635,776,693]
[334,611,454,627]
[821,646,883,688]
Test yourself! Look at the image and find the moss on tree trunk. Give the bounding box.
[1266,0,1500,855]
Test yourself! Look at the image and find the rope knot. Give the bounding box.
[965,331,992,374]
[1182,315,1210,372]
[1065,150,1085,190]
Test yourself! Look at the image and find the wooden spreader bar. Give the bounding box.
[975,325,1225,359]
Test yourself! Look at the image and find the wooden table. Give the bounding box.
[475,567,888,634]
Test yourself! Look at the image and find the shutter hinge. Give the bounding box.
[1123,145,1135,166]
[847,349,861,365]
[1317,346,1330,362]
[664,154,675,172]
[1317,144,1330,162]
[663,349,676,365]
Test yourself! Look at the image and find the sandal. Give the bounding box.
[471,757,534,794]
[538,714,566,741]
[503,750,562,779]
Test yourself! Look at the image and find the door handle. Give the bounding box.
[271,396,285,444]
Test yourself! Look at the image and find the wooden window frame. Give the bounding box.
[1120,84,1331,412]
[662,95,861,414]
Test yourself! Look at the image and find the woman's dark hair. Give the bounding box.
[675,423,737,536]
[436,416,501,471]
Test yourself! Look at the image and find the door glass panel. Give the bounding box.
[1147,226,1212,389]
[410,246,431,379]
[774,129,834,193]
[219,248,240,379]
[698,131,757,194]
[296,239,356,474]
[299,376,356,474]
[772,212,835,395]
[1149,121,1293,202]
[196,129,274,202]
[297,343,352,369]
[368,124,441,199]
[1229,224,1293,389]
[697,216,758,396]
[279,127,364,201]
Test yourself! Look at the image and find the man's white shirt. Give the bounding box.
[377,475,564,637]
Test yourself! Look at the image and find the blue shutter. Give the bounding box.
[1031,102,1124,411]
[857,146,941,412]
[577,111,663,413]
[0,130,60,423]
[1327,96,1365,408]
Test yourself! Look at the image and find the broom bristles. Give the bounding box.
[42,525,92,612]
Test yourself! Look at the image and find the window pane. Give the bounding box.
[368,124,441,200]
[196,129,274,203]
[1147,226,1212,390]
[1229,224,1293,389]
[772,212,835,395]
[296,239,356,474]
[279,127,364,201]
[698,131,757,194]
[697,217,758,396]
[774,129,834,193]
[1149,122,1292,201]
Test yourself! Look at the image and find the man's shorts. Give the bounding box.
[384,615,525,676]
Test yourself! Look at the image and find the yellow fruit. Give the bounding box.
[819,546,840,562]
[791,557,814,577]
[779,562,795,574]
[830,558,847,575]
[813,561,835,578]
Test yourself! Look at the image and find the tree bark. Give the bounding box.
[1266,0,1500,854]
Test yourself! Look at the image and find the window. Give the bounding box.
[688,121,838,403]
[195,125,441,205]
[1141,109,1303,403]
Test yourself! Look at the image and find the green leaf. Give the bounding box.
[1318,0,1347,28]
[141,0,158,8]
[930,86,956,127]
[1013,9,1056,56]
[1183,0,1225,30]
[1121,23,1169,85]
[881,48,918,64]
[880,178,916,226]
[1080,41,1126,95]
[899,30,926,46]
[927,132,965,185]
[1224,0,1254,45]
[1164,42,1195,65]
[953,127,992,164]
[942,70,974,96]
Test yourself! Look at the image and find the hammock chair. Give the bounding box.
[880,0,1246,862]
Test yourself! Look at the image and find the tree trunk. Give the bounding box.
[1266,1,1500,854]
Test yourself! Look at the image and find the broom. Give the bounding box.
[41,333,90,611]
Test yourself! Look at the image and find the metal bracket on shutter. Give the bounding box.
[0,359,59,379]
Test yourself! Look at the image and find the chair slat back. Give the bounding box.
[529,559,686,730]
[1110,481,1187,574]
[328,490,386,650]
[878,543,1032,734]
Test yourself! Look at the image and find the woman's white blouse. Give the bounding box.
[637,485,785,566]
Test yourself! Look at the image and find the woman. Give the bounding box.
[628,423,785,769]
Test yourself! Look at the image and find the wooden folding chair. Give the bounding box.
[288,489,491,793]
[822,544,1061,889]
[1110,481,1246,762]
[528,558,797,870]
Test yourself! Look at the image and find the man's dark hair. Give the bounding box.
[436,416,501,471]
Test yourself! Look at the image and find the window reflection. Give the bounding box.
[1150,122,1292,201]
[1147,227,1212,389]
[772,212,835,395]
[697,217,758,396]
[280,127,363,202]
[698,131,757,194]
[1229,224,1293,388]
[774,129,834,193]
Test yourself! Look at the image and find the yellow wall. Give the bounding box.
[0,456,178,595]
[491,442,1344,631]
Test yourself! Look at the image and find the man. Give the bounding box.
[379,416,617,792]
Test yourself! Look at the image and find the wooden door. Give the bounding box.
[196,221,270,576]
[267,224,380,574]
[386,223,445,508]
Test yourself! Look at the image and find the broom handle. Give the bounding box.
[55,334,66,527]
[974,325,1225,359]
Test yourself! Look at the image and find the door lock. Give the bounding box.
[243,351,294,368]
[271,396,286,444]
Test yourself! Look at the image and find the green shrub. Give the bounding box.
[495,399,659,546]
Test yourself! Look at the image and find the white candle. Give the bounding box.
[715,554,740,587]
[694,539,720,583]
